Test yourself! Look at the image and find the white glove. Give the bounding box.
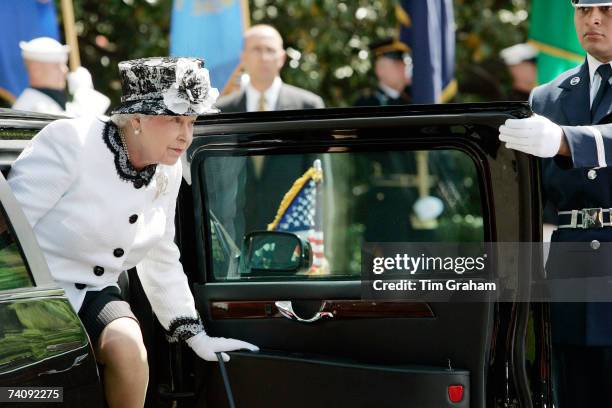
[186,332,259,362]
[413,196,444,221]
[67,67,94,94]
[498,114,563,158]
[70,88,111,116]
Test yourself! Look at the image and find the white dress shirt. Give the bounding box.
[245,76,283,112]
[587,53,612,108]
[378,83,401,99]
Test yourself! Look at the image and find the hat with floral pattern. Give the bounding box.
[111,57,219,116]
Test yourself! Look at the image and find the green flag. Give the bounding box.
[529,0,585,84]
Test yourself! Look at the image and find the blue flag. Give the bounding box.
[398,0,456,103]
[0,0,60,104]
[170,0,247,91]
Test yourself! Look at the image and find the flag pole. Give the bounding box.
[240,0,251,28]
[60,0,80,71]
[220,0,251,95]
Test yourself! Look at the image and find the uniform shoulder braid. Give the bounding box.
[102,121,157,188]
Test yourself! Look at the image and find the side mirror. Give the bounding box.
[239,231,313,277]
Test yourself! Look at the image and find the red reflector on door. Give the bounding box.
[448,385,464,403]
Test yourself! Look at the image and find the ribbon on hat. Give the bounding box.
[162,58,219,114]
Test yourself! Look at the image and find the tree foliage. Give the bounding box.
[58,0,172,106]
[454,0,530,101]
[60,0,530,108]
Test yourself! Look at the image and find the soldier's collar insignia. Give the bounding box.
[570,77,581,86]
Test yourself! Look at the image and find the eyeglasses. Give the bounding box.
[246,46,282,57]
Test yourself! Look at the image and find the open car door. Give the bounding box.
[175,103,543,408]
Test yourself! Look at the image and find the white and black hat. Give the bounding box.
[112,57,219,116]
[572,0,612,6]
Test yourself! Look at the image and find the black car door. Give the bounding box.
[0,110,102,407]
[177,102,541,408]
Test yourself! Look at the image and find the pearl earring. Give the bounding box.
[134,128,141,135]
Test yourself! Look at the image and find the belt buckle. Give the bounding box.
[582,208,604,228]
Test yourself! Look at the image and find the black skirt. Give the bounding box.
[78,286,138,347]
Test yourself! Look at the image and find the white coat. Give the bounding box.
[12,87,111,117]
[12,88,64,115]
[7,116,203,341]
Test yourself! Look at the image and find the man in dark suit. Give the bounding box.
[213,25,323,243]
[499,1,612,405]
[354,38,412,106]
[215,24,324,112]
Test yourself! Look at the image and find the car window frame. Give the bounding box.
[0,113,60,295]
[188,107,528,284]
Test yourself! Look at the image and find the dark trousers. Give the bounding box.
[553,344,612,407]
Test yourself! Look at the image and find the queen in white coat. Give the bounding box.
[8,57,257,408]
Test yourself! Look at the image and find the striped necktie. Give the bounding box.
[257,93,266,111]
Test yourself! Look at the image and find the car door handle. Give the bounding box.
[274,301,333,323]
[38,353,88,376]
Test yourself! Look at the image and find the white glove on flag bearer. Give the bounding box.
[66,67,111,116]
[67,67,94,93]
[186,332,259,362]
[498,114,563,158]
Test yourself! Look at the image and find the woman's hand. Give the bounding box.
[186,332,259,362]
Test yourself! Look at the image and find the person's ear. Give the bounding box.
[374,59,385,79]
[240,39,249,65]
[278,49,287,68]
[129,115,142,134]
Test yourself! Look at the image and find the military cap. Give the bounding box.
[500,43,538,66]
[19,37,69,63]
[370,38,410,60]
[572,0,612,6]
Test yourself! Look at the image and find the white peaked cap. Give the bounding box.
[19,37,69,63]
[500,43,538,66]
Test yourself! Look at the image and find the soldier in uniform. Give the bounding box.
[353,40,451,243]
[499,1,612,405]
[12,37,109,116]
[500,42,539,101]
[354,38,412,106]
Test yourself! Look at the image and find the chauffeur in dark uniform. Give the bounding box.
[499,1,612,405]
[354,38,412,106]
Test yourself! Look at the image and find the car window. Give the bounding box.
[202,149,484,281]
[0,204,33,291]
[0,297,88,375]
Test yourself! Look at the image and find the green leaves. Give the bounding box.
[61,0,528,108]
